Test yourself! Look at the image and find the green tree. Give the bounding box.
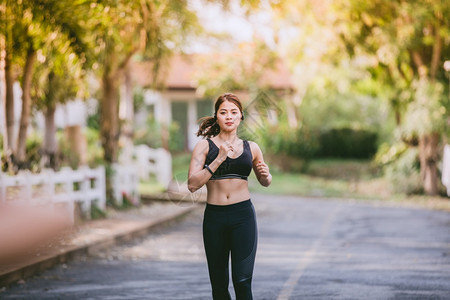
[1,0,90,169]
[1,1,16,166]
[86,0,199,165]
[78,0,201,203]
[32,49,85,169]
[335,0,450,195]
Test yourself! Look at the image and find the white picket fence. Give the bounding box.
[0,144,172,222]
[133,145,172,187]
[111,145,172,206]
[0,166,106,220]
[111,163,140,206]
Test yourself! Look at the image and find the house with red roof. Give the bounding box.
[130,53,294,151]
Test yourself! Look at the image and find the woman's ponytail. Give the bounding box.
[196,116,220,137]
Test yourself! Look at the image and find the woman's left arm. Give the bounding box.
[250,142,272,187]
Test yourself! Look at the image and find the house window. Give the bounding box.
[147,104,155,121]
[171,102,188,151]
[196,99,213,122]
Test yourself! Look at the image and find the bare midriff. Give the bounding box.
[206,179,250,205]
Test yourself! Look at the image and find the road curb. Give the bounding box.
[0,203,197,288]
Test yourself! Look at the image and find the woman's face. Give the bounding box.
[216,100,242,133]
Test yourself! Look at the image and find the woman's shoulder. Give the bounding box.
[195,138,209,147]
[246,140,263,154]
[193,138,210,153]
[246,140,260,148]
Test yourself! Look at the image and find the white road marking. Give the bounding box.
[277,205,341,300]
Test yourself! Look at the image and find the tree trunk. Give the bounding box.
[394,109,401,126]
[418,132,439,196]
[4,48,15,154]
[2,10,16,173]
[100,71,121,206]
[43,104,57,169]
[64,125,87,168]
[4,50,15,139]
[101,72,120,164]
[15,45,36,167]
[118,63,134,163]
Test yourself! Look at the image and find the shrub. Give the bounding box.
[134,116,163,149]
[316,128,378,159]
[262,125,319,159]
[245,123,319,172]
[168,122,184,152]
[85,128,104,167]
[384,147,422,195]
[26,134,43,171]
[374,142,408,166]
[58,131,80,169]
[57,127,104,169]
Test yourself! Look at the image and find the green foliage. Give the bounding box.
[87,112,100,131]
[401,79,447,138]
[18,133,43,172]
[57,127,103,169]
[133,88,146,113]
[90,0,201,80]
[171,152,191,181]
[249,117,319,172]
[374,142,408,166]
[168,122,184,152]
[90,202,107,220]
[316,128,378,159]
[121,192,140,209]
[134,116,163,149]
[1,135,9,173]
[300,74,390,135]
[384,147,422,195]
[269,125,319,159]
[85,128,104,167]
[32,57,82,112]
[328,0,450,194]
[139,179,166,195]
[248,162,384,200]
[306,159,380,180]
[0,134,42,172]
[57,130,80,169]
[333,0,450,136]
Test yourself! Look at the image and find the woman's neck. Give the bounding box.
[216,132,238,143]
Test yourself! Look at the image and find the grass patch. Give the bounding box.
[140,153,450,211]
[307,159,380,180]
[249,158,386,200]
[139,177,166,195]
[166,154,385,199]
[171,152,191,182]
[248,171,386,200]
[91,203,108,219]
[138,152,191,196]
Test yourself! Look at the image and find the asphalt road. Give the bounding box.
[2,194,450,299]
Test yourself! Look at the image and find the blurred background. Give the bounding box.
[1,0,450,222]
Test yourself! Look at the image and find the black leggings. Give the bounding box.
[203,199,258,300]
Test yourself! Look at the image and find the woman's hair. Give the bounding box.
[196,93,244,138]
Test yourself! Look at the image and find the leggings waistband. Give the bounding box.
[205,199,252,212]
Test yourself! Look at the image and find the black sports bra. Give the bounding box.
[205,138,253,181]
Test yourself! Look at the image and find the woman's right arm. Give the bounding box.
[187,140,226,193]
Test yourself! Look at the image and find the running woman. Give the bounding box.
[188,92,272,300]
